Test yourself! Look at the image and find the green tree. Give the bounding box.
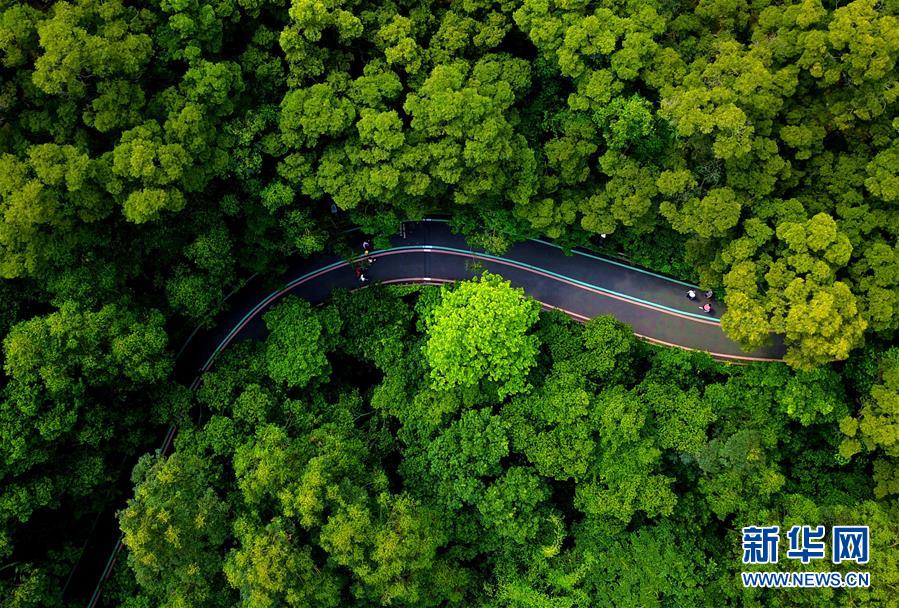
[416,407,510,510]
[320,493,459,606]
[263,296,341,388]
[478,466,551,546]
[840,348,899,498]
[722,213,867,369]
[32,0,152,97]
[119,451,230,608]
[575,386,677,523]
[403,57,537,207]
[424,272,540,399]
[224,518,343,608]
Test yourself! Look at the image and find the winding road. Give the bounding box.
[84,219,784,607]
[178,218,784,379]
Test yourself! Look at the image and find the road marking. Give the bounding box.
[203,249,778,372]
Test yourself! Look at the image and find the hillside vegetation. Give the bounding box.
[0,0,898,604]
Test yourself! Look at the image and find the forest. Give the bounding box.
[0,0,898,604]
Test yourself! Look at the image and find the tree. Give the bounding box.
[0,301,171,521]
[279,83,356,149]
[505,368,596,482]
[165,221,236,320]
[840,348,899,498]
[574,523,715,608]
[574,386,676,523]
[424,272,540,399]
[110,122,190,223]
[224,518,343,608]
[263,296,341,388]
[696,367,789,519]
[0,147,108,279]
[319,493,458,606]
[661,187,744,239]
[119,451,230,608]
[721,213,867,369]
[32,0,152,97]
[640,381,715,454]
[592,94,672,161]
[580,151,658,235]
[478,466,551,546]
[418,407,510,510]
[403,57,538,207]
[3,302,169,391]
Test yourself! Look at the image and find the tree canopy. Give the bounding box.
[424,272,540,399]
[107,284,898,608]
[0,0,898,603]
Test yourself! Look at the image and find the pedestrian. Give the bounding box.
[705,289,714,300]
[362,240,371,254]
[354,264,368,283]
[701,303,713,314]
[687,289,697,300]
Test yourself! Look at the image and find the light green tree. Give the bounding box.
[424,272,540,398]
[119,451,230,608]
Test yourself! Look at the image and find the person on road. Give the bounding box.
[705,289,714,300]
[355,264,368,283]
[687,289,697,300]
[362,239,377,264]
[701,303,713,314]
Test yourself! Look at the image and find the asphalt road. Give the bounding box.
[179,219,784,378]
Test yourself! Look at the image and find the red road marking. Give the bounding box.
[207,250,776,373]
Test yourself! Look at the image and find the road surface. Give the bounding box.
[178,219,784,379]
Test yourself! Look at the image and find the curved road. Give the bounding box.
[178,219,784,380]
[84,219,784,606]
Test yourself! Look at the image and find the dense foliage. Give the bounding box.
[1,0,898,603]
[2,0,898,363]
[112,282,898,607]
